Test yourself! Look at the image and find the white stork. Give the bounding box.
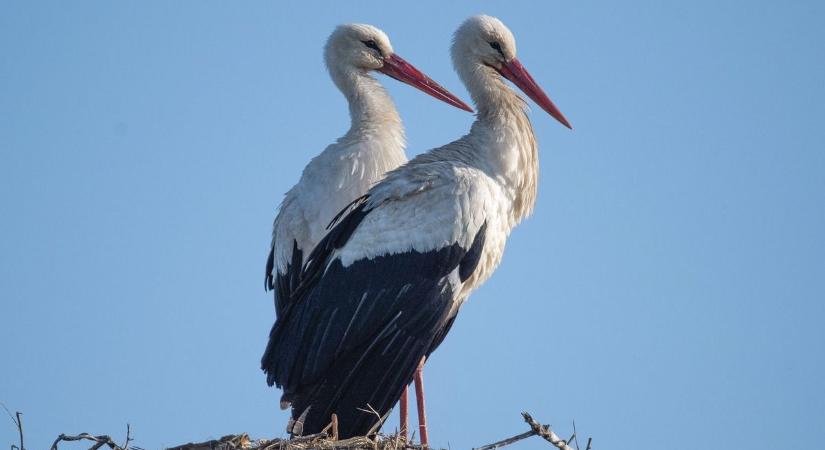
[265,23,472,314]
[261,15,571,442]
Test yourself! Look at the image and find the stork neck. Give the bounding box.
[460,64,523,118]
[330,67,404,143]
[463,67,539,223]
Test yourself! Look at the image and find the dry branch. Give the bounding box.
[520,412,575,450]
[48,424,138,450]
[15,412,24,450]
[472,430,537,450]
[2,404,25,450]
[472,412,590,450]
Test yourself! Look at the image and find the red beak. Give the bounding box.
[379,54,474,113]
[497,58,572,129]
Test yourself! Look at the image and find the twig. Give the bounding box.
[473,412,590,450]
[358,403,385,437]
[122,425,132,450]
[572,421,579,450]
[167,434,249,450]
[287,432,329,444]
[521,412,575,450]
[49,427,145,450]
[2,404,22,450]
[1,405,24,450]
[15,413,24,450]
[473,430,537,450]
[50,433,124,450]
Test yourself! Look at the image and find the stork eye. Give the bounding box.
[489,41,504,56]
[362,40,381,52]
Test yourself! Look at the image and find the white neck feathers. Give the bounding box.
[448,63,539,225]
[328,67,405,145]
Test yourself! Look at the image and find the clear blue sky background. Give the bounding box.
[2,1,823,449]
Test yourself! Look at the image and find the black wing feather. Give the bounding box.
[266,240,304,317]
[265,245,275,291]
[459,221,488,282]
[265,196,369,315]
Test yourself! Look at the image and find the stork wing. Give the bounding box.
[265,239,302,317]
[266,191,310,316]
[260,192,487,438]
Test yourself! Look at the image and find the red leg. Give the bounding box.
[414,356,429,447]
[399,386,409,441]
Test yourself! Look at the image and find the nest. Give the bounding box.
[167,432,425,450]
[41,411,588,450]
[164,413,588,450]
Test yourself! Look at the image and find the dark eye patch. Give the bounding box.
[489,41,505,57]
[362,40,381,52]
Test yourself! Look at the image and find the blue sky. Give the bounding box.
[1,1,823,449]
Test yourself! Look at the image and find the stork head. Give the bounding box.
[325,24,472,112]
[452,15,571,129]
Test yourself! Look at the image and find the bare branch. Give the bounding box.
[15,413,24,450]
[50,433,122,450]
[0,404,16,428]
[1,406,25,450]
[473,430,537,450]
[521,412,576,450]
[167,434,250,450]
[572,421,579,450]
[1,405,23,450]
[48,427,145,450]
[284,432,329,444]
[472,412,590,450]
[122,425,132,450]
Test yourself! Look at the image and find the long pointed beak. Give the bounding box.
[379,54,474,113]
[497,58,572,129]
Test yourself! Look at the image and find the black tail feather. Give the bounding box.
[288,331,429,438]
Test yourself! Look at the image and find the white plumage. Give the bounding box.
[337,14,568,302]
[268,25,404,284]
[266,24,471,309]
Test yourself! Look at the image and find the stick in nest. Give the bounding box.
[2,404,24,450]
[50,425,142,450]
[520,412,577,450]
[473,412,592,450]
